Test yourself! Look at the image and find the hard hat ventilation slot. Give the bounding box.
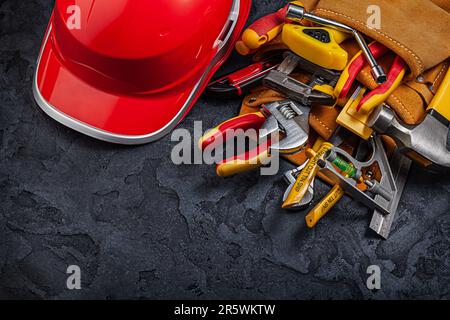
[215,0,240,49]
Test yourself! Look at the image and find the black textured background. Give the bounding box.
[1,0,450,300]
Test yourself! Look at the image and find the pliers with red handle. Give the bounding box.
[206,56,281,98]
[334,42,407,114]
[199,112,271,177]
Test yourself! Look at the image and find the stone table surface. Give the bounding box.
[1,0,449,299]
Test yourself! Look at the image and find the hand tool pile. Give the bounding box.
[201,2,450,239]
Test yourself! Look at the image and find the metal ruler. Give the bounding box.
[369,151,412,239]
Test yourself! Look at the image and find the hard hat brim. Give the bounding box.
[34,0,251,145]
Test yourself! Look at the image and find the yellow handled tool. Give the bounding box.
[282,24,351,70]
[336,86,374,140]
[427,67,450,122]
[305,184,345,228]
[236,1,304,56]
[282,140,333,209]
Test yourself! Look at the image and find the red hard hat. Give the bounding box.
[33,0,251,144]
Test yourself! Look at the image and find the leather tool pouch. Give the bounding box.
[305,0,450,77]
[239,1,450,167]
[304,0,450,125]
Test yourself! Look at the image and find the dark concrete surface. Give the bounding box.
[1,0,450,300]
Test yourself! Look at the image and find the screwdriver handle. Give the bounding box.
[236,1,304,56]
[305,184,345,228]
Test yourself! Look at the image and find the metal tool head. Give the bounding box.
[260,100,309,154]
[368,105,450,167]
[319,135,397,216]
[283,164,315,210]
[263,53,338,106]
[370,151,412,239]
[286,3,306,23]
[264,70,336,106]
[371,64,388,85]
[279,52,341,85]
[277,52,301,75]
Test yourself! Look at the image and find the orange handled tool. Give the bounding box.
[236,1,303,56]
[215,142,271,177]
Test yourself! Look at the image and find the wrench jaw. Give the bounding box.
[271,124,309,154]
[264,70,337,106]
[259,100,310,155]
[259,115,279,139]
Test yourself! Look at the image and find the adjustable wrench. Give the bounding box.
[259,100,310,154]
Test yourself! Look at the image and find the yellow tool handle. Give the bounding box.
[282,141,333,209]
[282,24,350,70]
[236,1,304,55]
[305,184,345,228]
[312,84,335,97]
[427,68,450,122]
[216,148,270,177]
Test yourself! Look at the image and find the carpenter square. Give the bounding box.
[369,151,412,239]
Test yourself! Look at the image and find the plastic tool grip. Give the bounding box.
[305,184,344,228]
[356,55,406,114]
[282,142,334,209]
[199,112,266,150]
[216,143,271,177]
[236,1,304,56]
[334,42,389,102]
[206,62,266,97]
[206,58,280,97]
[282,24,351,70]
[427,68,450,123]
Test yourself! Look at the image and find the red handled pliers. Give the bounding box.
[199,112,271,177]
[206,56,280,98]
[334,42,407,114]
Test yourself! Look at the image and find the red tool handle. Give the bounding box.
[199,112,266,150]
[246,6,287,41]
[335,42,389,101]
[356,55,407,113]
[216,141,271,177]
[236,3,292,55]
